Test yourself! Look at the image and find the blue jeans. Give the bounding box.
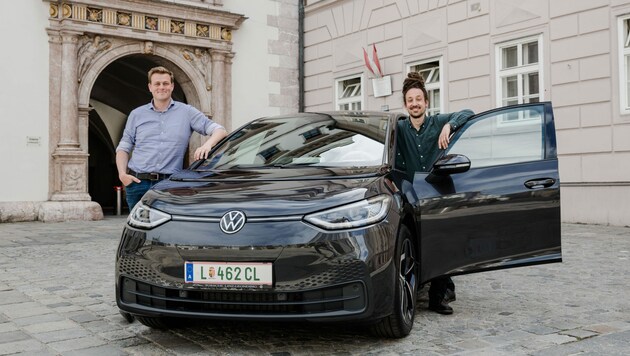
[124,180,159,210]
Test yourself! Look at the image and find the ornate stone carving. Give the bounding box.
[61,164,84,192]
[197,24,209,37]
[117,12,131,26]
[143,41,154,54]
[145,16,158,31]
[221,28,232,41]
[171,20,184,34]
[87,7,103,22]
[62,4,72,18]
[182,48,212,90]
[77,35,112,80]
[50,3,58,18]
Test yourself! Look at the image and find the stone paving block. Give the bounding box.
[523,325,561,335]
[0,322,17,333]
[64,345,128,356]
[534,333,577,345]
[68,312,101,323]
[31,327,91,343]
[111,336,150,348]
[559,328,599,339]
[46,302,72,308]
[0,339,46,355]
[82,320,122,333]
[53,305,84,314]
[22,319,78,334]
[452,338,492,351]
[0,302,52,319]
[0,290,31,305]
[123,343,177,355]
[480,330,534,346]
[11,348,56,356]
[99,329,137,341]
[0,330,30,344]
[47,335,107,353]
[12,312,65,327]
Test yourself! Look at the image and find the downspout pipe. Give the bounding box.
[298,0,305,112]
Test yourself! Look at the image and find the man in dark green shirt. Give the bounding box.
[396,72,474,315]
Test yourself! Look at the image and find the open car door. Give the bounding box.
[413,102,561,283]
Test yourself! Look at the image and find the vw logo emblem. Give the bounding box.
[220,210,246,234]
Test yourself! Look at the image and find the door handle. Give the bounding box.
[524,178,556,189]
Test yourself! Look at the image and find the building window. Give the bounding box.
[336,75,363,111]
[619,16,630,113]
[408,58,442,115]
[496,35,543,114]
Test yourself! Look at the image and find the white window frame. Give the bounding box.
[335,74,364,111]
[618,15,630,114]
[495,35,544,123]
[407,57,444,115]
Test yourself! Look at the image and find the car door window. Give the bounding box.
[446,106,544,168]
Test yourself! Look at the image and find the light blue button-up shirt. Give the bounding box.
[116,100,223,174]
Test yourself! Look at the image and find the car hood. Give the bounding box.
[143,167,385,217]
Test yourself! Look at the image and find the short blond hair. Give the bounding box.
[148,66,174,84]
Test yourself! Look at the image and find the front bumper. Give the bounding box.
[115,219,397,322]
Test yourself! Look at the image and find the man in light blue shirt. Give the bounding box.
[116,66,227,209]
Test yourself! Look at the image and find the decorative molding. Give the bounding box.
[50,2,238,42]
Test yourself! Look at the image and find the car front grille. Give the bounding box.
[120,277,366,316]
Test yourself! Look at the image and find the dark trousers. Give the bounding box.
[428,276,455,303]
[124,180,160,210]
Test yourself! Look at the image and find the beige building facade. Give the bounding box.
[303,0,630,226]
[0,0,299,222]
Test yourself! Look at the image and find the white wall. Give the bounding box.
[0,2,50,201]
[223,0,283,129]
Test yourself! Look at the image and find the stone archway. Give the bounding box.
[41,1,245,221]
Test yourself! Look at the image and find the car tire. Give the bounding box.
[370,225,418,338]
[119,310,135,323]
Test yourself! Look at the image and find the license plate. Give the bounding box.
[184,262,273,286]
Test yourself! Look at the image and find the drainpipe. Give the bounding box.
[298,0,305,112]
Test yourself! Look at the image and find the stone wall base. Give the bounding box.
[0,201,104,223]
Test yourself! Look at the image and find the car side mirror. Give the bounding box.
[432,154,471,175]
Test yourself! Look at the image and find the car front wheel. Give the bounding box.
[370,225,418,338]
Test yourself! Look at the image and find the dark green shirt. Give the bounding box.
[396,110,474,173]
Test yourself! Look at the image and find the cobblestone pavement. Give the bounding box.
[0,217,628,355]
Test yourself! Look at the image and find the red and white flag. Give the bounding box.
[363,43,383,78]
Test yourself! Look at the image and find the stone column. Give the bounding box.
[210,50,227,128]
[78,105,92,151]
[224,53,234,131]
[42,31,103,221]
[58,31,81,150]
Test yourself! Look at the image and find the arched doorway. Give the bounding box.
[87,55,190,214]
[45,1,244,221]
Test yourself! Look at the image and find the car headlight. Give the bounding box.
[127,203,171,229]
[304,195,391,230]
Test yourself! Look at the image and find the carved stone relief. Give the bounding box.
[61,164,84,192]
[77,35,112,80]
[182,48,212,90]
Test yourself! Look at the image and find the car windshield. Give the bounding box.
[196,113,388,170]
